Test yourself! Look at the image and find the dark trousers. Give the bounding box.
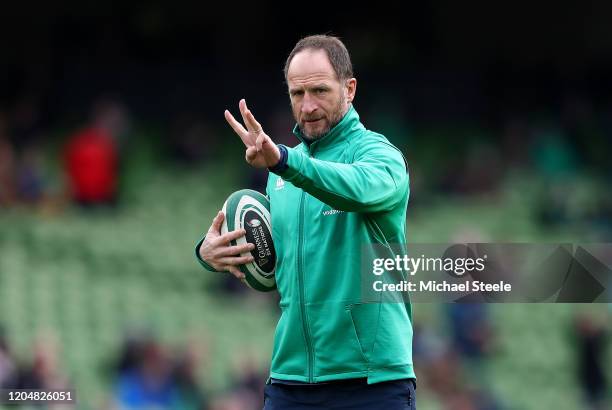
[263,379,416,410]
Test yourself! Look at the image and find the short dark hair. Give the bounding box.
[284,35,353,82]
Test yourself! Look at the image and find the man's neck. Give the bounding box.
[302,135,316,145]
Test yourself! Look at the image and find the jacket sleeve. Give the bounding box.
[275,141,408,213]
[195,236,219,272]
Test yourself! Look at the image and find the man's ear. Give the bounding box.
[346,78,357,103]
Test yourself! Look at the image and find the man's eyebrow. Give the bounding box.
[288,84,331,94]
[309,84,331,90]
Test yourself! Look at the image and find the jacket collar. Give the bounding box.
[292,104,363,153]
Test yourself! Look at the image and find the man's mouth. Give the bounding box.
[304,118,323,123]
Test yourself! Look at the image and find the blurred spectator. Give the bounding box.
[0,108,48,207]
[115,329,154,376]
[7,95,50,206]
[573,315,609,410]
[173,342,209,410]
[63,98,128,207]
[0,328,17,388]
[15,143,46,205]
[445,304,501,409]
[210,358,266,410]
[233,359,265,402]
[115,340,179,409]
[113,332,209,410]
[446,304,494,360]
[413,323,473,408]
[414,316,502,410]
[0,131,17,205]
[15,334,71,390]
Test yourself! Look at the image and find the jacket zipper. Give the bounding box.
[297,147,316,383]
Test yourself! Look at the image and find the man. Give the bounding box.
[196,35,416,409]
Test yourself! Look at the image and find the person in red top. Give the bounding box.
[64,99,126,206]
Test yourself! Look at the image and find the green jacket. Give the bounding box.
[197,105,415,384]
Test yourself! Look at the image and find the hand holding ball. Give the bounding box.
[220,189,277,292]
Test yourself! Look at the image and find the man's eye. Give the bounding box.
[291,91,304,97]
[314,89,326,94]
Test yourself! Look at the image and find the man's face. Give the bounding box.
[287,49,356,139]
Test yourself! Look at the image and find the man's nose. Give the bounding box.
[301,94,318,114]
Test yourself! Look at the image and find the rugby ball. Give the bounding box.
[221,189,277,292]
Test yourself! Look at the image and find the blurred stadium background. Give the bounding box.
[0,2,611,409]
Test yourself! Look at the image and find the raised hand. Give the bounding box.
[224,99,281,168]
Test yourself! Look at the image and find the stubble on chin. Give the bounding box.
[300,122,330,141]
[297,100,347,141]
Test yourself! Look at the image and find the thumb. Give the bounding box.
[208,211,224,235]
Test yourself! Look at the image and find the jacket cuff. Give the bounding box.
[195,236,219,272]
[274,146,305,183]
[268,144,289,174]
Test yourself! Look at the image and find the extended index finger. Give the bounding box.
[224,110,251,147]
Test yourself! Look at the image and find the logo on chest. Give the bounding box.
[275,178,285,191]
